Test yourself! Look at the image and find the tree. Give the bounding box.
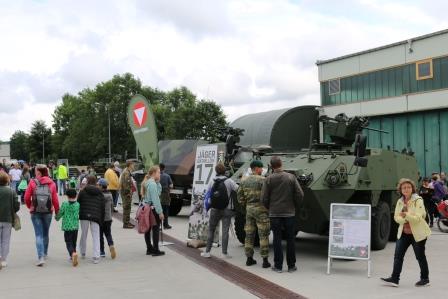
[10,130,29,161]
[28,120,52,164]
[51,73,228,164]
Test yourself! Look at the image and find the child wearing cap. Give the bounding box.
[98,178,116,259]
[55,188,80,267]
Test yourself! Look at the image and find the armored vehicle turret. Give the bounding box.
[232,113,418,250]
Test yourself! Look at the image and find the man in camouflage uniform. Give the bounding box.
[120,159,135,229]
[237,160,271,268]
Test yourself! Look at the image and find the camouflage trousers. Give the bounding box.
[245,206,270,258]
[121,193,132,225]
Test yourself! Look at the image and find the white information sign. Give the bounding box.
[187,144,220,241]
[327,203,371,277]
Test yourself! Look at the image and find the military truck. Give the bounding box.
[231,113,418,250]
[158,140,208,216]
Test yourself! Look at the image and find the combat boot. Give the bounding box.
[262,258,271,268]
[246,257,257,266]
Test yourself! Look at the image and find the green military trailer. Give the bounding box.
[231,113,418,250]
[158,139,208,216]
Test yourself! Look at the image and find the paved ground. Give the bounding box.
[164,206,447,299]
[2,199,447,299]
[0,200,255,299]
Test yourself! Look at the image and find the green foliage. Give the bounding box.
[28,120,52,163]
[10,130,29,161]
[50,73,228,164]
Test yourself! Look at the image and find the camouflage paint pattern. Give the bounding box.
[127,94,158,167]
[237,174,270,258]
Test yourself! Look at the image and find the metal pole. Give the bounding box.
[108,106,111,163]
[42,131,45,164]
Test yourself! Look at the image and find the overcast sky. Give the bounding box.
[0,0,447,141]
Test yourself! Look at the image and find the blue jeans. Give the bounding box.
[58,179,66,195]
[31,213,53,259]
[391,233,429,281]
[10,180,19,193]
[271,216,296,270]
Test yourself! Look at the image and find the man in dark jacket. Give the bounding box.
[262,156,304,273]
[77,175,105,264]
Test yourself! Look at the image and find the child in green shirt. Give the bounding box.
[56,188,80,267]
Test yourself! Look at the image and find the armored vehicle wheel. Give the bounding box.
[169,197,183,216]
[234,211,259,246]
[371,201,391,250]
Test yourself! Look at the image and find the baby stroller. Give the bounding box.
[436,200,448,233]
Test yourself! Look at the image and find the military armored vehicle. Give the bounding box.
[158,139,208,216]
[232,113,419,250]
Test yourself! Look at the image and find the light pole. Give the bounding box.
[42,130,45,164]
[107,104,111,163]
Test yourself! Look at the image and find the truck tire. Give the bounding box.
[371,201,391,250]
[169,197,183,216]
[234,210,259,246]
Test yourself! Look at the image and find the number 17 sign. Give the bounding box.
[187,144,219,241]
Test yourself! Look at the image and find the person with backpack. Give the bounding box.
[0,171,20,270]
[143,166,165,257]
[201,163,238,259]
[55,188,80,267]
[77,175,105,264]
[24,164,60,267]
[98,178,116,259]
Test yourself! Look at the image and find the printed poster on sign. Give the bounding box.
[188,144,221,242]
[328,204,371,260]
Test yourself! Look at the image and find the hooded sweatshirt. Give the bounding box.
[77,185,105,225]
[24,176,60,214]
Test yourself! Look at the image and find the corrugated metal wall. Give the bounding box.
[365,109,448,176]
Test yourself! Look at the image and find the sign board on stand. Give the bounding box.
[327,203,371,277]
[187,144,223,243]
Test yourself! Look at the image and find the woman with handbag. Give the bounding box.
[143,166,165,257]
[18,165,31,204]
[0,171,20,270]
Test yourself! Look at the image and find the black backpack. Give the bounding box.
[210,178,230,210]
[33,179,52,213]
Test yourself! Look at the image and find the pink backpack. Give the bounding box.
[135,204,156,234]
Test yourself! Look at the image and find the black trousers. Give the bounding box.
[145,210,161,252]
[64,230,78,257]
[162,205,170,226]
[270,216,296,270]
[391,233,429,281]
[100,221,114,254]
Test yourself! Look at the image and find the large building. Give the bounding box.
[317,29,448,176]
[0,141,11,161]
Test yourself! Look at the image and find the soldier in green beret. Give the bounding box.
[237,160,271,268]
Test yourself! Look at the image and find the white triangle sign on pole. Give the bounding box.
[134,107,146,126]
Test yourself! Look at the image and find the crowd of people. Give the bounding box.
[0,157,444,286]
[0,158,176,270]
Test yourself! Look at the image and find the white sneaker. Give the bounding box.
[201,252,211,258]
[36,258,45,267]
[1,261,7,267]
[222,253,232,259]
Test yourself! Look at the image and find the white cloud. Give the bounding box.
[0,0,447,141]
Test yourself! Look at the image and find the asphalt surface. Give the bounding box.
[1,199,447,299]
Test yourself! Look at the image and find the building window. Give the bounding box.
[416,59,433,80]
[329,79,340,95]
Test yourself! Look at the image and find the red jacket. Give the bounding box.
[24,176,60,214]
